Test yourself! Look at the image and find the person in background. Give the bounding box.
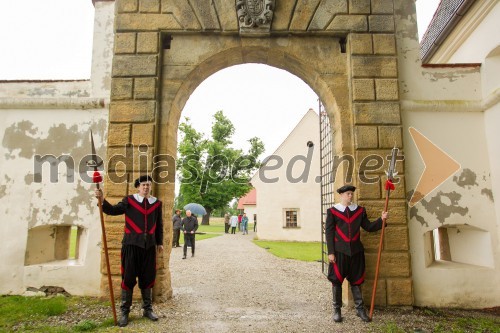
[241,213,249,235]
[172,209,182,247]
[237,213,243,231]
[224,212,230,234]
[181,210,198,259]
[230,214,238,234]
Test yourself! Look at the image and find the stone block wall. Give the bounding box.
[105,0,412,306]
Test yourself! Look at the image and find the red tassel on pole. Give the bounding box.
[93,171,103,183]
[385,179,395,191]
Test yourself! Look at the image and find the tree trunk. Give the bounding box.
[201,209,211,225]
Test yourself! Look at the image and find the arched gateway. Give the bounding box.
[103,0,411,306]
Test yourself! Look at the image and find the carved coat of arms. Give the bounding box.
[236,0,275,33]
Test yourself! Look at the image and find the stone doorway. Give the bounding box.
[105,0,411,307]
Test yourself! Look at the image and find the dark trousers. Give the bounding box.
[253,222,257,232]
[224,223,230,233]
[327,251,366,286]
[183,233,195,255]
[121,245,156,290]
[172,228,181,247]
[231,226,236,234]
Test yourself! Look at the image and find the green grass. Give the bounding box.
[178,233,221,244]
[197,223,225,233]
[0,295,66,332]
[450,317,500,332]
[0,296,115,332]
[378,321,406,333]
[70,226,77,259]
[253,240,322,262]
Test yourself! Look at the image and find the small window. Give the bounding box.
[284,209,299,228]
[25,225,82,265]
[424,225,494,268]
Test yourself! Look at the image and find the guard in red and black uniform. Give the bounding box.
[325,185,388,323]
[96,175,163,327]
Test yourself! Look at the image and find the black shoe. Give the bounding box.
[141,288,159,321]
[143,309,159,321]
[118,289,133,327]
[182,255,186,259]
[333,308,342,322]
[351,285,371,322]
[356,308,371,322]
[118,312,129,327]
[332,285,342,323]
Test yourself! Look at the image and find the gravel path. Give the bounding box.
[117,231,499,333]
[122,230,376,332]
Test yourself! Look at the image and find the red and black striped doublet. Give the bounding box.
[102,194,163,249]
[325,204,382,285]
[102,194,163,290]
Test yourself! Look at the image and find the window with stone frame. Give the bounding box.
[284,209,299,228]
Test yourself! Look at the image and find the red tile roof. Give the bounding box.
[237,188,256,209]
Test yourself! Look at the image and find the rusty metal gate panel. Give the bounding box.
[319,102,334,277]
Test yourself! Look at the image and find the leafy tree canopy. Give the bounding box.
[176,111,264,224]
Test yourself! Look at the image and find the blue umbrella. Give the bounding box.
[183,203,207,216]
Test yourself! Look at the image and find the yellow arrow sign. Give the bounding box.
[408,127,461,207]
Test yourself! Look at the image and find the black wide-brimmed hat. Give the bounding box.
[134,175,153,188]
[337,185,356,194]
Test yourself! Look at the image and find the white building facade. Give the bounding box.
[251,109,321,242]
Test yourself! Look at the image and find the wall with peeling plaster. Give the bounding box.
[0,108,108,295]
[396,0,500,307]
[0,1,114,296]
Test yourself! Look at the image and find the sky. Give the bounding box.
[0,0,440,157]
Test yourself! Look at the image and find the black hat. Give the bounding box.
[134,175,153,188]
[337,185,356,194]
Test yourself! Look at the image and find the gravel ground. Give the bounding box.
[38,229,499,332]
[109,231,499,333]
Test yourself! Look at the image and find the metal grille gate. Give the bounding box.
[319,101,334,276]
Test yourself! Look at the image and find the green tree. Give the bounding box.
[177,111,264,224]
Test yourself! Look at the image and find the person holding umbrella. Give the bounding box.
[181,210,198,259]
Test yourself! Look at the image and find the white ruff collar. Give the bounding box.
[133,193,157,204]
[333,203,358,212]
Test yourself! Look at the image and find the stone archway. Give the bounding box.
[158,34,349,300]
[104,0,412,307]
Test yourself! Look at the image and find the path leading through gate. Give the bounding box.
[123,231,415,332]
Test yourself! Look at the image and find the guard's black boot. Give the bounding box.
[141,288,159,321]
[118,289,133,327]
[351,285,371,322]
[332,285,342,322]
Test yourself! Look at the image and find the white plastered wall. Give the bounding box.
[251,109,321,242]
[395,0,500,307]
